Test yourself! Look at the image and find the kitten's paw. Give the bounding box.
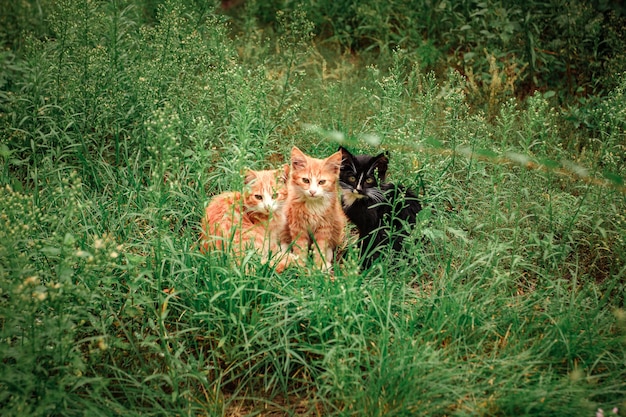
[274,260,287,273]
[272,253,301,272]
[314,258,334,275]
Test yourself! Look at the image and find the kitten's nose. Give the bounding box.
[309,189,317,196]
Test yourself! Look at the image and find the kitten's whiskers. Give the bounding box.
[366,188,385,204]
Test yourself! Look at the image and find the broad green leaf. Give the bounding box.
[603,171,624,186]
[422,136,443,148]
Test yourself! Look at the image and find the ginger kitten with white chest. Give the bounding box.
[200,168,292,270]
[281,146,346,271]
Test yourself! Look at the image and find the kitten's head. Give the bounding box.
[243,169,287,217]
[288,146,342,201]
[339,146,388,208]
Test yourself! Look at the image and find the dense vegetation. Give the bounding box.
[1,0,625,415]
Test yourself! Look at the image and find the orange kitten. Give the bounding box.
[281,146,346,271]
[200,168,292,270]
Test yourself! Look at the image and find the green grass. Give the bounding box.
[1,1,625,416]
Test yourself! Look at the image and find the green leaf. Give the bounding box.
[41,247,61,256]
[0,144,11,159]
[464,52,476,61]
[474,149,498,159]
[539,158,560,169]
[64,233,76,246]
[446,227,468,242]
[422,136,443,148]
[603,171,624,186]
[543,90,556,99]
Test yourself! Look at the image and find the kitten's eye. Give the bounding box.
[348,176,356,183]
[318,179,326,185]
[365,177,375,184]
[301,178,310,184]
[272,192,278,199]
[254,195,263,200]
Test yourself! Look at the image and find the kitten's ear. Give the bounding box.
[373,152,389,183]
[244,169,257,185]
[339,146,353,166]
[325,150,343,174]
[291,146,307,170]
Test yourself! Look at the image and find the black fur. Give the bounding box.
[339,146,422,268]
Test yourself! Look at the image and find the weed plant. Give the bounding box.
[227,0,626,100]
[1,1,625,416]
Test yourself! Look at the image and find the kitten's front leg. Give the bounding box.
[291,233,310,259]
[281,224,308,267]
[273,252,299,272]
[322,246,335,272]
[311,232,334,272]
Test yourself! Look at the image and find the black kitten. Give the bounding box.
[339,146,422,268]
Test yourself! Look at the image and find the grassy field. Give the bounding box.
[1,1,625,416]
